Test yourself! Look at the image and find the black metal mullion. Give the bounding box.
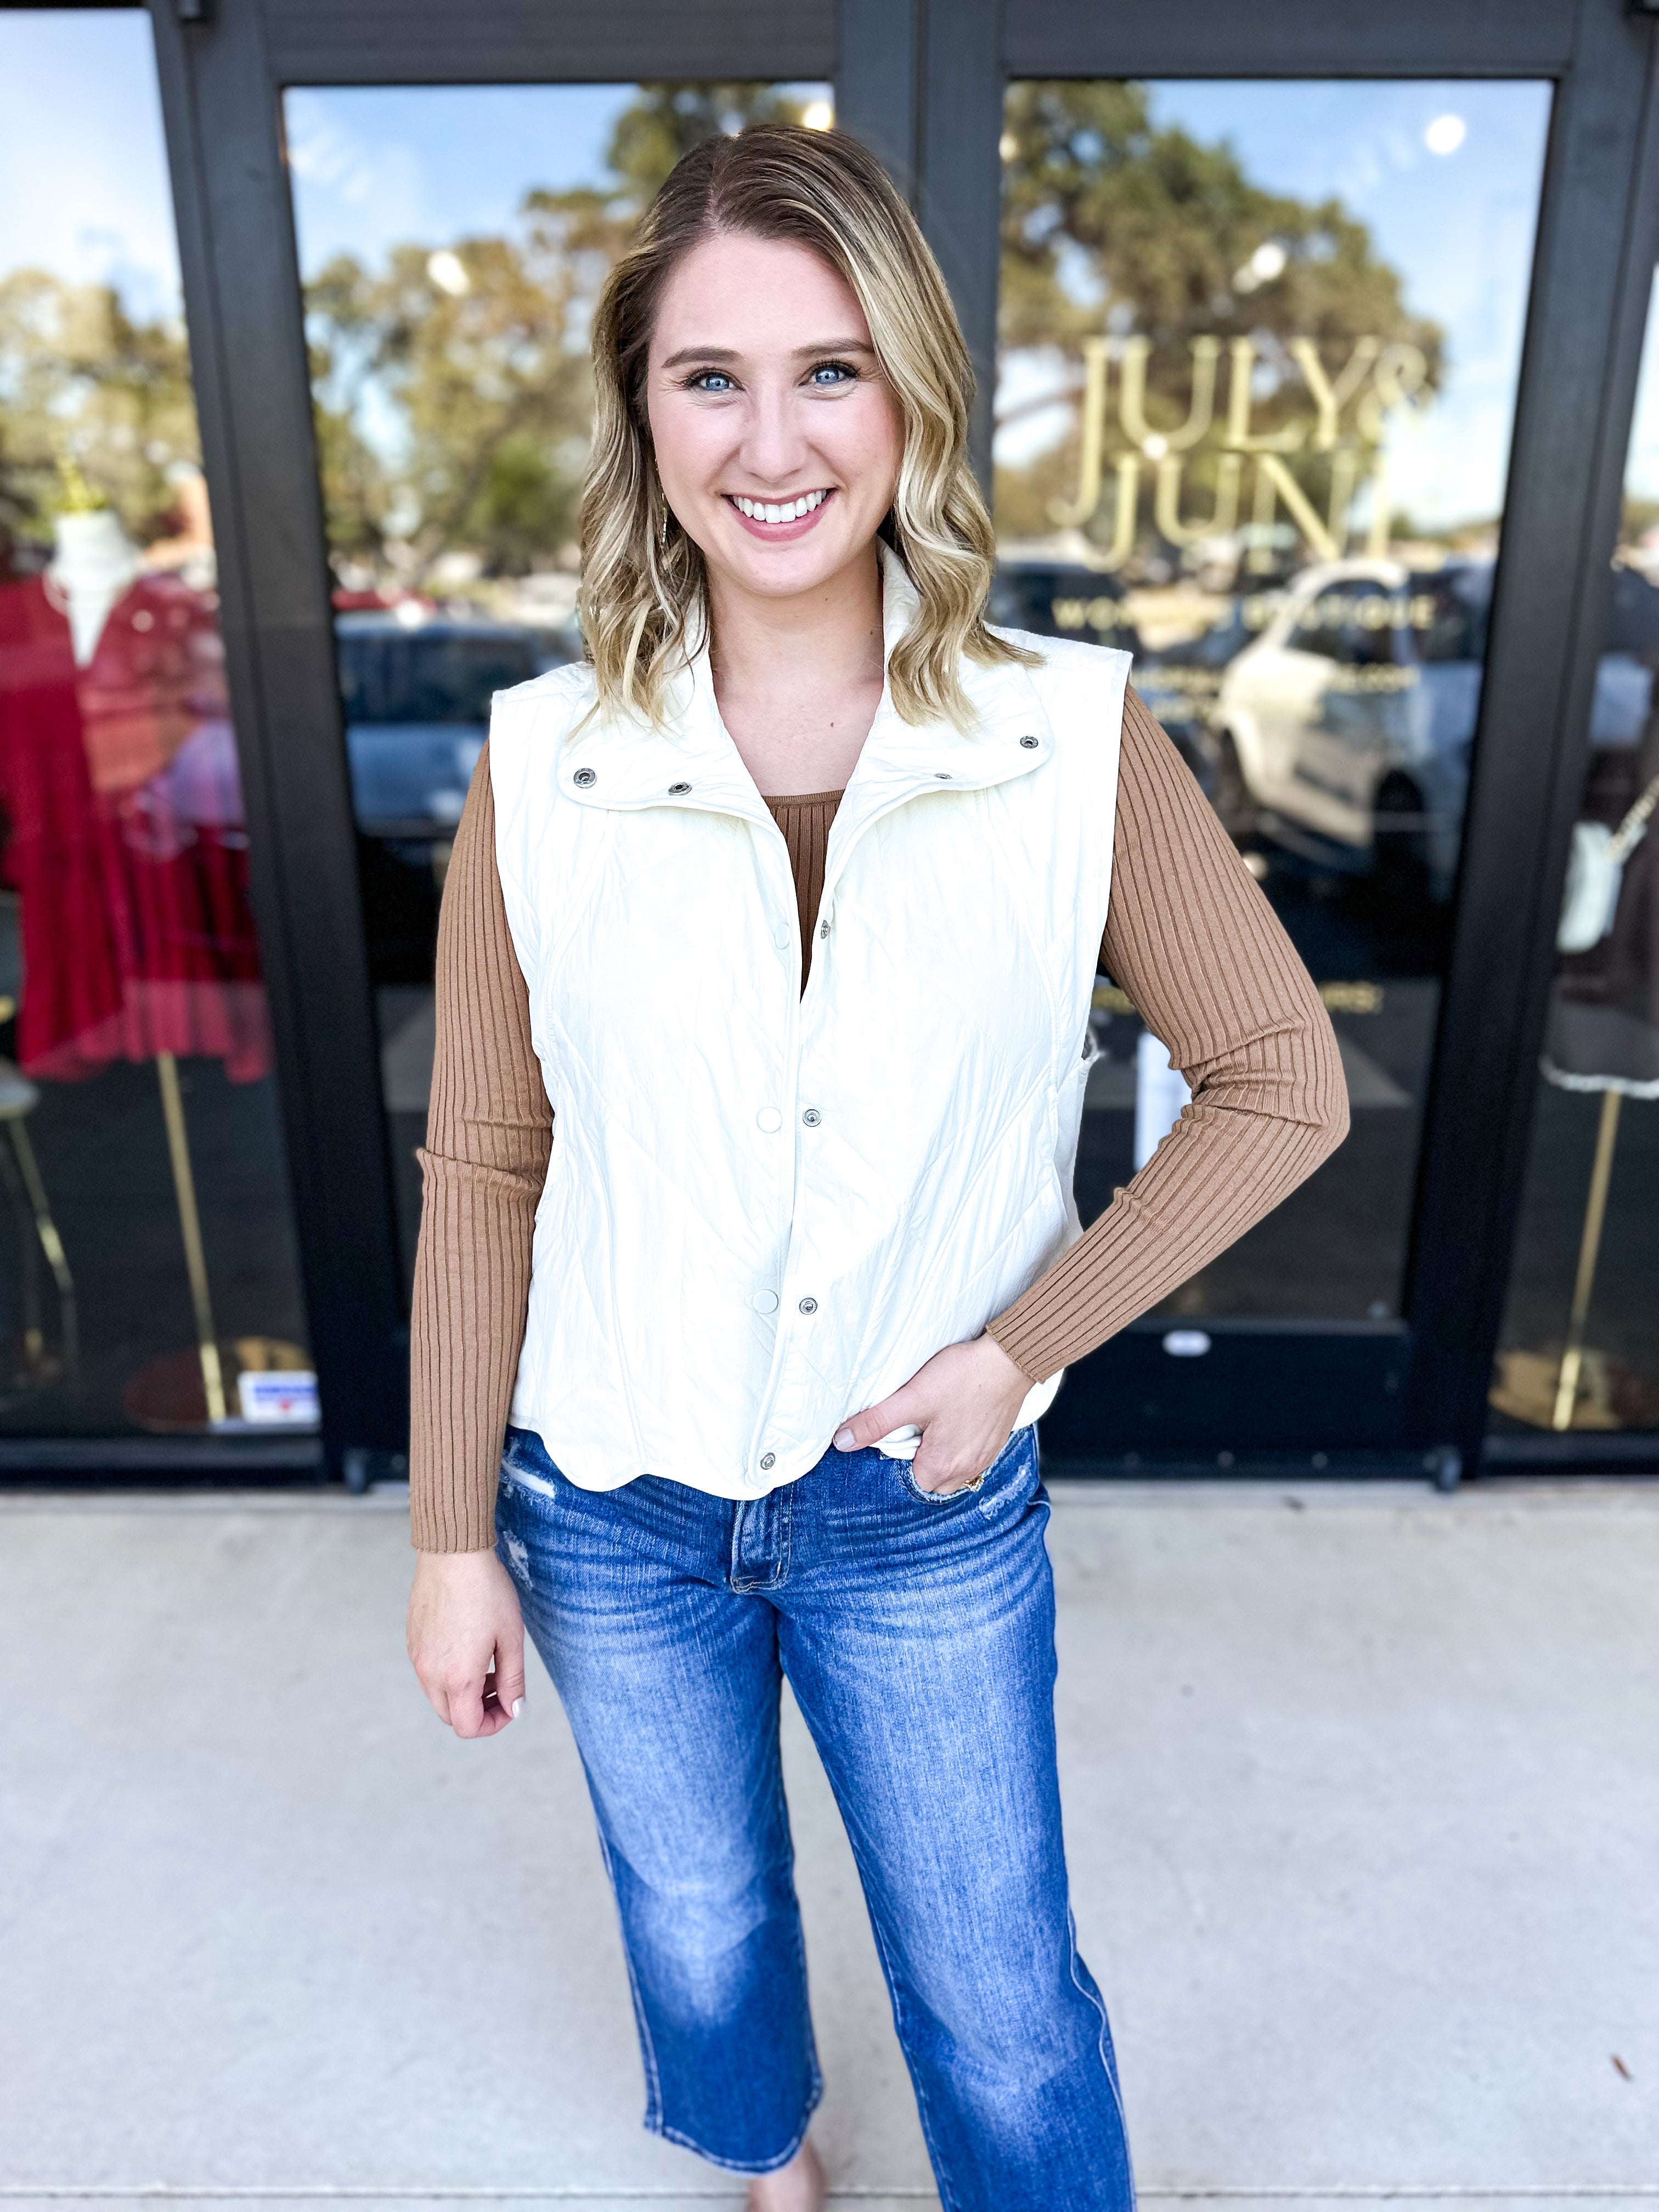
[916,0,1003,491]
[1001,0,1576,78]
[1405,4,1659,1463]
[146,0,408,1473]
[837,0,921,200]
[259,0,835,83]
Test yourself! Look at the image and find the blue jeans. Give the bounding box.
[495,1421,1135,2212]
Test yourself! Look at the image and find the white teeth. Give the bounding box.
[732,490,828,523]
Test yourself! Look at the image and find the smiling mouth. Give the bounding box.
[724,488,834,529]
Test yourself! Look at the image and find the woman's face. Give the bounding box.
[645,232,903,606]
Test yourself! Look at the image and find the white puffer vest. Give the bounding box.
[489,545,1128,1497]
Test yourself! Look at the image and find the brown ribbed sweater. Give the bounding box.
[410,688,1348,1550]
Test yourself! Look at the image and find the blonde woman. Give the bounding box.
[406,126,1346,2212]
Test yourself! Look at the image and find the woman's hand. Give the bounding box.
[833,1333,1033,1494]
[407,1547,527,1739]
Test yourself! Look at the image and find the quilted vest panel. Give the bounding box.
[488,551,1128,1496]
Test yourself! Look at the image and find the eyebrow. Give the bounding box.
[658,337,878,370]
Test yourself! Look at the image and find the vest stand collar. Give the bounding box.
[560,542,1053,823]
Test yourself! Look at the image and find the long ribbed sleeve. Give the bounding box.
[984,687,1350,1383]
[408,744,551,1551]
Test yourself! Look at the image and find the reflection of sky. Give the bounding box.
[0,11,180,318]
[998,80,1553,532]
[285,82,832,276]
[285,86,640,274]
[283,84,653,465]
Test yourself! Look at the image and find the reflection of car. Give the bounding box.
[989,562,1143,657]
[336,614,570,980]
[1215,558,1492,899]
[337,615,560,835]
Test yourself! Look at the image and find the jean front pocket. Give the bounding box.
[896,1453,977,1508]
[896,1424,1035,1510]
[972,1423,1042,1520]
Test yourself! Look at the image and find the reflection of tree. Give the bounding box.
[997,83,1445,547]
[0,272,200,555]
[306,82,814,585]
[606,82,811,200]
[306,221,605,577]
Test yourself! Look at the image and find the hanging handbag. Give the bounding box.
[1557,772,1659,954]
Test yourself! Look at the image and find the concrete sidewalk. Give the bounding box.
[1,1479,1656,2209]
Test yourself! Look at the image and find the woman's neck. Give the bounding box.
[707,541,887,798]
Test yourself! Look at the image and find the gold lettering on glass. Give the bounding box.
[1355,343,1429,441]
[1153,452,1242,546]
[1043,329,1421,566]
[1093,454,1141,570]
[1118,335,1221,454]
[1286,336,1381,452]
[1224,339,1306,455]
[1251,454,1339,565]
[1047,337,1110,526]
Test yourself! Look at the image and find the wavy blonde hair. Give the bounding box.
[579,123,1036,729]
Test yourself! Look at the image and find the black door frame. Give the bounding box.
[92,0,1658,1481]
[926,0,1659,1477]
[142,0,845,1481]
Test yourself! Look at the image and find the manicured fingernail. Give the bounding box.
[833,1427,855,1451]
[510,1699,523,1719]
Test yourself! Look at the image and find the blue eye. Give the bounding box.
[810,362,856,386]
[690,370,736,393]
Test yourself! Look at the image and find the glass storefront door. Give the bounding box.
[72,0,1649,1479]
[284,79,834,1286]
[1492,271,1659,1444]
[0,10,313,1444]
[993,78,1551,1452]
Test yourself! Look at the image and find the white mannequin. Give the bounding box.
[48,508,142,667]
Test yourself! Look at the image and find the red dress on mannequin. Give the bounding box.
[0,568,269,1084]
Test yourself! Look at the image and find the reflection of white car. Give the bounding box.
[1216,557,1491,899]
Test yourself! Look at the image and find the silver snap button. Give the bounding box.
[755,1106,782,1132]
[572,766,596,787]
[798,1296,818,1315]
[817,921,830,940]
[668,780,691,795]
[934,771,952,780]
[760,1452,776,1471]
[801,1107,821,1127]
[751,1289,779,1314]
[1020,734,1040,749]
